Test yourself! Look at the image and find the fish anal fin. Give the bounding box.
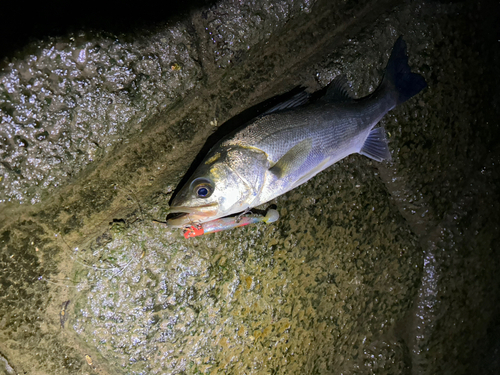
[359,127,392,162]
[269,138,313,179]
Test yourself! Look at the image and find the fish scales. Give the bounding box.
[225,97,393,164]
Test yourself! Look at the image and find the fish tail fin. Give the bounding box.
[381,36,427,105]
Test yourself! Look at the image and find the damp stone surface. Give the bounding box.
[0,0,499,374]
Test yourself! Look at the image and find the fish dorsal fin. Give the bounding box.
[323,74,354,102]
[262,90,310,115]
[269,138,312,179]
[359,127,392,162]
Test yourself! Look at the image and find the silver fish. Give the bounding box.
[167,37,426,227]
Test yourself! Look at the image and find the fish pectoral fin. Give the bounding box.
[323,74,355,103]
[269,138,313,179]
[359,127,392,162]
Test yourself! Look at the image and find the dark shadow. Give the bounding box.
[0,0,217,59]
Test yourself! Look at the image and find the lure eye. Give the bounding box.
[191,178,214,198]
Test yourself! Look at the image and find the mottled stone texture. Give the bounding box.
[1,0,499,374]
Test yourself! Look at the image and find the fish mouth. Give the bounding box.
[166,204,218,228]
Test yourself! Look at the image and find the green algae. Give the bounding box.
[69,166,421,374]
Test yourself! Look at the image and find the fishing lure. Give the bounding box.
[183,209,279,238]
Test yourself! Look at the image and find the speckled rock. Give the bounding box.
[0,25,200,204]
[0,0,499,374]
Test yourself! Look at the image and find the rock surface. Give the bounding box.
[0,0,499,374]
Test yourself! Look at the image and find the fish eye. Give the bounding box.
[191,178,214,198]
[197,186,209,197]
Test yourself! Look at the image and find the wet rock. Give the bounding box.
[0,0,499,374]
